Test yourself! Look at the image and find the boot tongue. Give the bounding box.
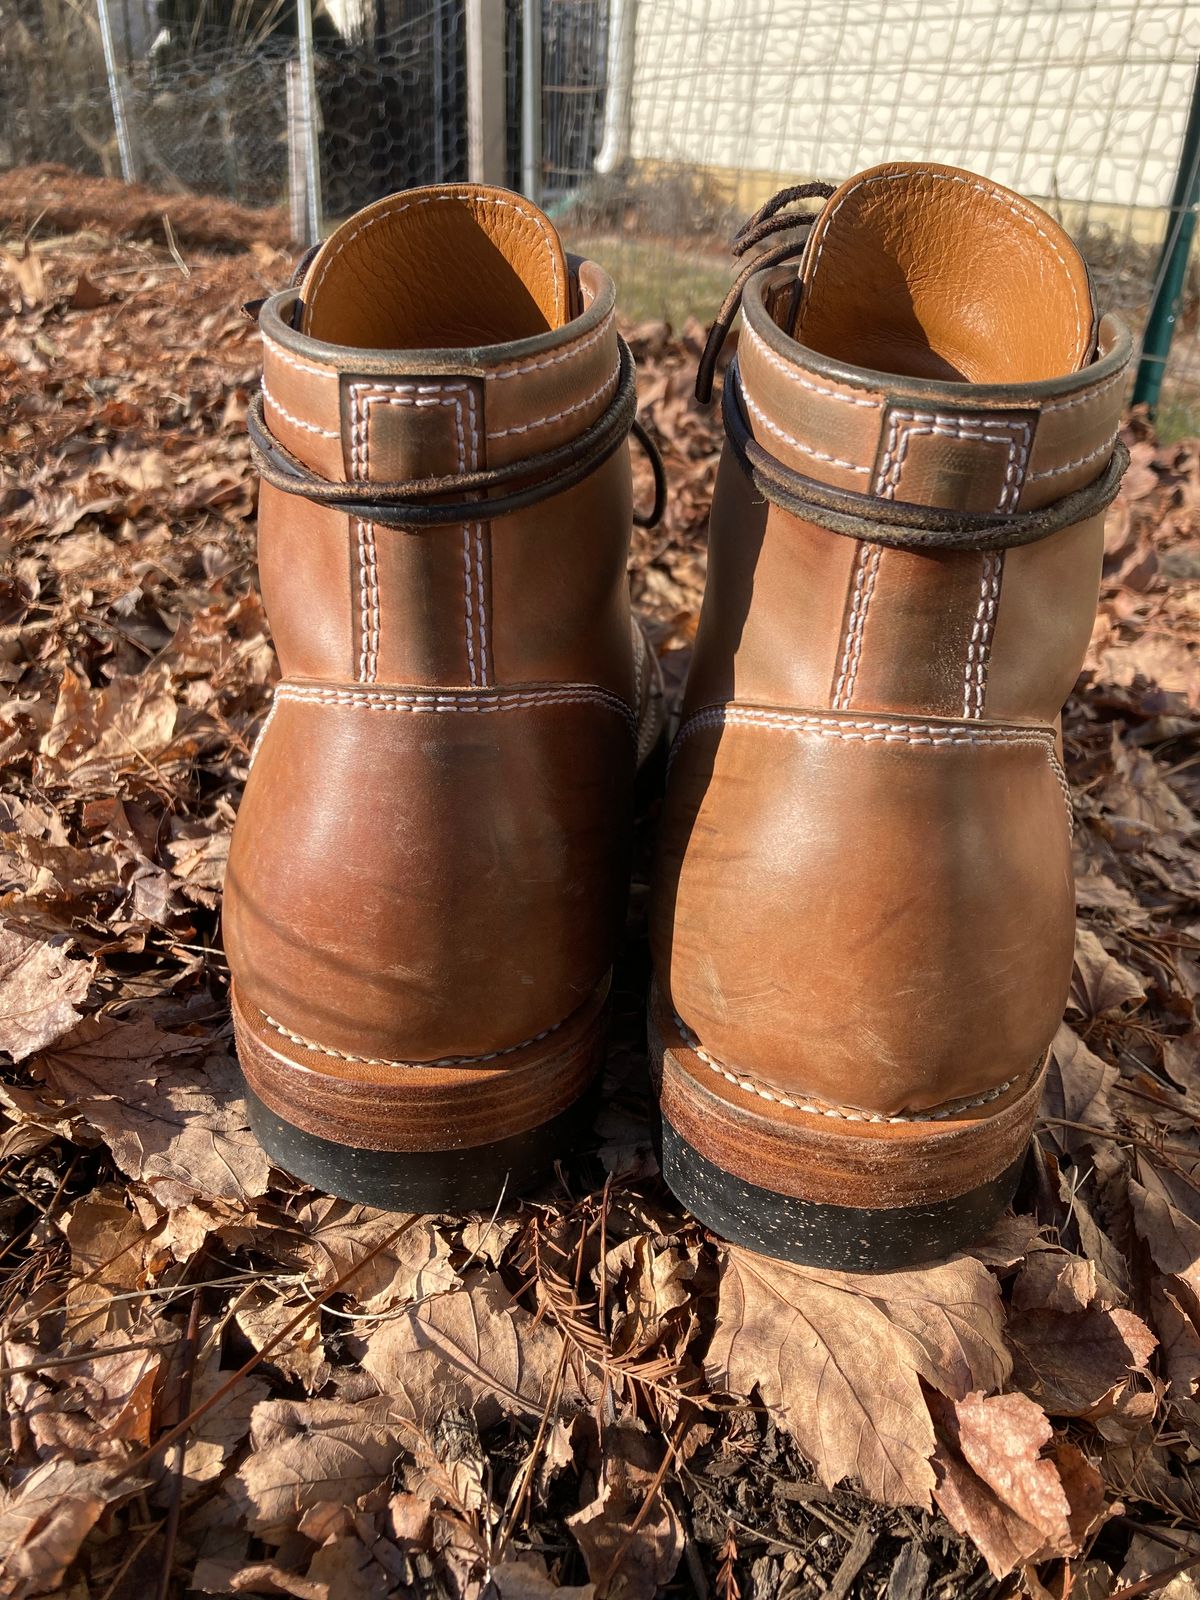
[794,162,1095,383]
[298,184,570,350]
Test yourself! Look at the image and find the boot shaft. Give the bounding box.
[254,185,635,701]
[687,163,1130,727]
[225,188,655,1190]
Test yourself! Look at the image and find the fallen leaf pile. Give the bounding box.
[2,169,1200,1599]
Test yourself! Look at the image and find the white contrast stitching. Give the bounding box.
[1028,432,1120,480]
[348,386,379,683]
[875,410,1032,512]
[743,322,881,409]
[348,382,472,686]
[1041,368,1126,413]
[831,543,880,710]
[672,703,1058,756]
[491,309,615,381]
[740,382,870,474]
[261,381,340,438]
[462,387,488,685]
[964,552,1004,719]
[485,364,620,439]
[668,702,1074,836]
[306,193,564,325]
[260,1006,570,1069]
[874,409,1028,725]
[673,1013,1023,1122]
[810,169,1085,355]
[275,680,638,737]
[1048,747,1074,833]
[263,338,338,384]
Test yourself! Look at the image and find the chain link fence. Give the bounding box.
[3,0,1200,421]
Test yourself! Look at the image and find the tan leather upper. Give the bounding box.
[653,163,1131,1119]
[224,186,643,1064]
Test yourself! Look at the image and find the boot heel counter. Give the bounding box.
[224,685,635,1063]
[653,707,1073,1118]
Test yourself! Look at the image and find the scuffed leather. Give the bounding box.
[225,186,641,1071]
[225,692,632,1062]
[653,162,1131,1118]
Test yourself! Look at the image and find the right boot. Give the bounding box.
[651,163,1131,1269]
[223,185,664,1210]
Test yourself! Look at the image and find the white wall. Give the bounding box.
[627,0,1200,214]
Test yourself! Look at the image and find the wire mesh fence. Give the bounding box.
[2,0,1199,419]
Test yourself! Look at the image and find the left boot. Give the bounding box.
[650,163,1130,1269]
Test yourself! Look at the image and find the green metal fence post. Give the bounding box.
[1132,58,1200,414]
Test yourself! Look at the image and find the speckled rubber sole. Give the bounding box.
[658,1112,1026,1271]
[246,1085,591,1211]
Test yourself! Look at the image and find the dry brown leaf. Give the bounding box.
[36,1017,269,1207]
[705,1247,1010,1506]
[930,1389,1108,1577]
[0,1458,144,1600]
[61,1186,165,1334]
[280,1200,457,1312]
[1070,927,1146,1018]
[1009,1301,1156,1418]
[1041,1023,1118,1153]
[601,1233,699,1359]
[0,925,92,1062]
[226,1398,413,1541]
[490,1554,595,1597]
[567,1421,682,1600]
[358,1269,584,1427]
[39,665,178,782]
[235,1287,330,1393]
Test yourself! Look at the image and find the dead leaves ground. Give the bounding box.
[3,171,1200,1600]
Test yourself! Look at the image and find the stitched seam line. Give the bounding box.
[740,383,870,474]
[1042,368,1126,412]
[743,322,881,409]
[668,704,1073,837]
[874,410,1028,726]
[964,552,1004,719]
[306,194,564,325]
[263,338,339,384]
[260,1007,570,1069]
[348,386,378,683]
[274,681,638,736]
[491,308,615,380]
[348,382,473,686]
[264,311,613,393]
[1028,432,1120,479]
[671,704,1058,761]
[673,1013,1022,1122]
[875,410,1032,511]
[739,321,1122,426]
[809,170,1085,354]
[464,387,488,686]
[831,543,880,711]
[262,381,340,438]
[485,364,620,439]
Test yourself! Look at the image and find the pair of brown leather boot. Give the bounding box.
[225,162,1129,1270]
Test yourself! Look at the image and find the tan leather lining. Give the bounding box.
[299,184,569,348]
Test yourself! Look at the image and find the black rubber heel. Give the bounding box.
[658,1111,1027,1271]
[247,1087,592,1212]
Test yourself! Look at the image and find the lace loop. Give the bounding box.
[249,334,665,530]
[722,355,1129,553]
[695,181,836,404]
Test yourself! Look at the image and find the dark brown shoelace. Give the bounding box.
[247,330,666,530]
[696,181,1129,552]
[695,181,836,405]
